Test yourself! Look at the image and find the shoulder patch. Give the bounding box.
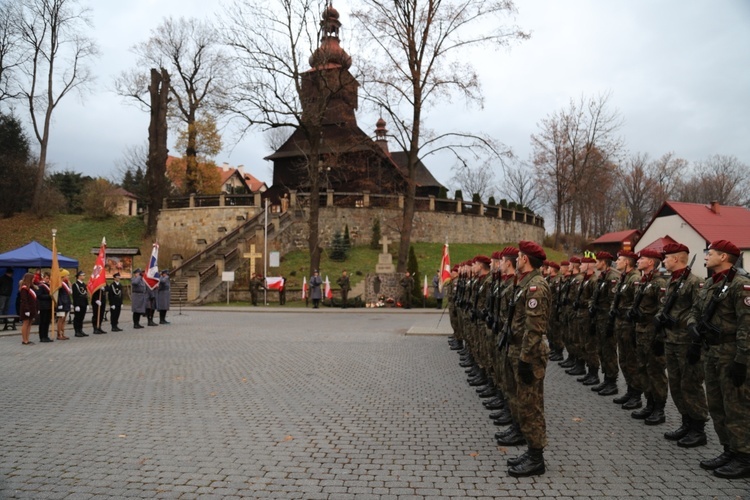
[528,298,538,309]
[660,288,666,292]
[699,283,704,288]
[745,296,750,307]
[744,285,750,291]
[529,286,537,292]
[634,282,640,286]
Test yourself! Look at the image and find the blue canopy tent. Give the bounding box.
[0,241,79,316]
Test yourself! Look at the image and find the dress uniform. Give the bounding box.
[72,271,89,337]
[91,285,107,334]
[108,273,123,331]
[131,269,147,329]
[157,270,171,324]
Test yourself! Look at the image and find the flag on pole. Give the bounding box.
[423,274,429,298]
[301,276,308,299]
[265,277,284,290]
[439,243,451,292]
[324,275,332,299]
[144,243,160,290]
[50,233,62,304]
[87,237,107,295]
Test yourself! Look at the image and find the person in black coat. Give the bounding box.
[91,285,107,334]
[36,273,53,342]
[72,271,89,337]
[107,273,123,331]
[56,270,72,340]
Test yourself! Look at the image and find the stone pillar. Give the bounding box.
[215,257,225,276]
[189,193,196,208]
[171,254,183,271]
[254,192,262,207]
[479,202,484,216]
[456,199,462,213]
[327,189,334,207]
[429,195,435,211]
[219,193,226,207]
[363,191,370,208]
[187,275,200,302]
[398,194,404,209]
[162,198,168,210]
[289,190,297,207]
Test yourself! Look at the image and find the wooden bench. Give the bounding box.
[1,314,20,331]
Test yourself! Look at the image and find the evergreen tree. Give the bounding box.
[454,189,463,200]
[0,113,36,217]
[370,218,382,250]
[330,230,348,261]
[47,170,93,214]
[488,196,496,206]
[343,224,351,251]
[472,192,481,204]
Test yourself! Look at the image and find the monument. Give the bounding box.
[375,236,396,273]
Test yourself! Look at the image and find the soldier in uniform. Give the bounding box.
[108,273,123,331]
[72,271,89,337]
[469,256,494,395]
[611,251,641,409]
[91,283,108,334]
[309,271,323,308]
[131,268,147,329]
[590,251,620,396]
[157,269,171,324]
[504,241,551,477]
[657,242,708,446]
[546,262,563,361]
[400,271,414,309]
[249,273,264,306]
[337,270,351,308]
[554,260,571,362]
[564,257,586,376]
[688,239,750,479]
[628,248,668,425]
[575,256,599,384]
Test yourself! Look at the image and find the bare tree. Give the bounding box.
[676,154,749,207]
[115,16,229,194]
[350,0,527,271]
[448,159,498,203]
[220,0,351,274]
[145,68,170,237]
[0,3,23,102]
[500,157,541,212]
[11,0,99,212]
[532,92,623,245]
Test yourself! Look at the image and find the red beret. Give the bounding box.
[581,256,596,264]
[560,260,570,266]
[519,240,547,261]
[596,251,614,261]
[451,265,459,272]
[475,255,491,265]
[638,248,663,260]
[548,261,560,270]
[491,251,503,260]
[542,260,550,266]
[569,256,581,264]
[709,239,741,257]
[502,246,519,257]
[662,242,689,255]
[618,250,639,260]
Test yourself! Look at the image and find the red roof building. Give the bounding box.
[589,229,642,254]
[635,200,750,275]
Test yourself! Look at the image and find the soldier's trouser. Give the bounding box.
[547,317,560,351]
[567,314,581,357]
[635,326,667,403]
[704,344,750,453]
[503,347,519,421]
[581,314,599,368]
[597,316,618,379]
[514,349,548,449]
[616,319,638,389]
[493,338,505,393]
[449,306,460,339]
[73,306,87,332]
[665,342,708,421]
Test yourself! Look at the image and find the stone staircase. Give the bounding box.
[169,210,295,305]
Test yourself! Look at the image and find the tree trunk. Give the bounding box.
[307,127,322,276]
[145,68,170,238]
[185,112,199,193]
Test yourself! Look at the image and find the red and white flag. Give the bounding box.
[439,243,451,292]
[265,277,284,290]
[87,237,107,294]
[301,276,308,299]
[144,243,160,290]
[423,274,429,298]
[324,275,332,299]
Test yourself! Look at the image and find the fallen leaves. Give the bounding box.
[572,417,583,423]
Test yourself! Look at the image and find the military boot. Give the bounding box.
[576,366,592,382]
[449,340,463,351]
[664,414,690,441]
[613,387,632,404]
[597,377,619,396]
[700,445,733,470]
[477,385,496,397]
[644,401,666,425]
[582,367,601,386]
[677,419,707,448]
[566,360,586,376]
[631,396,654,419]
[459,358,475,368]
[507,448,530,467]
[492,408,513,426]
[508,447,545,477]
[559,355,576,368]
[495,425,515,440]
[483,396,505,410]
[621,390,642,409]
[591,377,608,392]
[713,452,750,479]
[496,423,526,446]
[468,373,488,387]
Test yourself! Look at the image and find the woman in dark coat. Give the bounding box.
[56,270,72,340]
[130,269,147,329]
[36,272,53,342]
[19,273,37,345]
[309,270,323,309]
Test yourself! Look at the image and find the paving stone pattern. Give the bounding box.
[0,310,747,499]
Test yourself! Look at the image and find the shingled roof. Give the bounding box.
[646,200,750,249]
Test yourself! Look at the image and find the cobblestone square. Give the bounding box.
[1,309,747,499]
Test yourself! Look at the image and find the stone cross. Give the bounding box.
[243,244,263,276]
[379,236,390,254]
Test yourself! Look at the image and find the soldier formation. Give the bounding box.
[445,238,750,480]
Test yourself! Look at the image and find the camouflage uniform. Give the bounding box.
[688,269,750,456]
[510,269,551,448]
[547,273,563,357]
[567,272,585,362]
[614,269,640,395]
[576,272,598,374]
[592,268,621,386]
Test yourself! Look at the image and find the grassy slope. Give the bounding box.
[0,214,564,289]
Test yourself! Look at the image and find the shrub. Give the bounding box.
[370,218,381,250]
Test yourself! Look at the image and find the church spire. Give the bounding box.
[309,2,352,69]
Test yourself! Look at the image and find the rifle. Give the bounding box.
[695,267,736,346]
[654,254,697,328]
[571,275,587,311]
[483,272,498,328]
[497,284,519,350]
[559,276,572,309]
[606,273,627,336]
[588,275,609,318]
[471,274,488,322]
[626,274,648,322]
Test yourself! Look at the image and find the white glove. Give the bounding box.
[75,306,80,312]
[24,312,30,317]
[110,305,115,310]
[95,300,101,306]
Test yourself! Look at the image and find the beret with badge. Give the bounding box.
[709,239,741,257]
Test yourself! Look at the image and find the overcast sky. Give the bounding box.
[29,0,750,190]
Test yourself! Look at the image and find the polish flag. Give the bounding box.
[265,277,284,290]
[301,276,308,299]
[439,243,451,292]
[423,274,429,298]
[87,237,107,294]
[324,275,332,299]
[144,243,160,290]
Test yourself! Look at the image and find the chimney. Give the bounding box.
[710,201,720,214]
